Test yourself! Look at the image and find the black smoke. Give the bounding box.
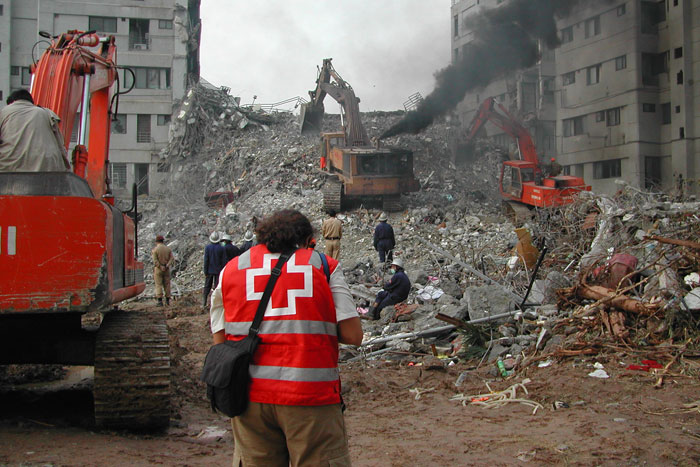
[380,0,583,139]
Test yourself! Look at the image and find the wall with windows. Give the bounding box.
[0,0,192,200]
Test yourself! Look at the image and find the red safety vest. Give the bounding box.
[221,245,341,406]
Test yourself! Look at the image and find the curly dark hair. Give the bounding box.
[255,209,314,253]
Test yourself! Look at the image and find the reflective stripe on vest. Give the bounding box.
[225,319,337,336]
[250,365,339,382]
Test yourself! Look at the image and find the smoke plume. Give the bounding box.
[380,0,582,139]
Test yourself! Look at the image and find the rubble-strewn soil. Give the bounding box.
[0,299,698,466]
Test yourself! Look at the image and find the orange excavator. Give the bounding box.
[0,31,170,429]
[464,96,590,220]
[300,58,419,212]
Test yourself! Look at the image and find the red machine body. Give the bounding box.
[0,31,143,321]
[465,97,591,211]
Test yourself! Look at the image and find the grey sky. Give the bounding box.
[199,1,451,112]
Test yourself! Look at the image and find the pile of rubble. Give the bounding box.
[139,82,699,377]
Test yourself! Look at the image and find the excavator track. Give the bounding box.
[382,195,403,212]
[322,180,343,212]
[502,201,534,226]
[94,310,170,430]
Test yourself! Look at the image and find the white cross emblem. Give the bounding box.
[246,253,313,316]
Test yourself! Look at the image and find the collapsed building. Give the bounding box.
[140,80,699,378]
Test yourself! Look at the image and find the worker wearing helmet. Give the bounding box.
[239,230,255,253]
[373,212,395,264]
[364,257,411,321]
[548,157,562,177]
[221,233,241,263]
[203,231,227,308]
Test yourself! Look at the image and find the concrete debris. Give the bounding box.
[134,82,700,374]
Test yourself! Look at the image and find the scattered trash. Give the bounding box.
[588,369,610,379]
[552,401,569,410]
[627,360,663,372]
[538,360,553,368]
[451,378,543,415]
[409,387,435,400]
[416,285,444,301]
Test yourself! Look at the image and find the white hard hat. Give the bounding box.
[209,231,221,243]
[243,231,254,241]
[391,258,404,269]
[378,212,388,221]
[221,233,232,242]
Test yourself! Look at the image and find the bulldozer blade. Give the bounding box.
[300,103,324,135]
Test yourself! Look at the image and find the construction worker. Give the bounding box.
[203,231,226,308]
[365,257,410,321]
[321,209,342,260]
[0,89,70,172]
[373,212,395,263]
[548,157,562,177]
[209,209,362,465]
[239,230,255,253]
[152,235,175,306]
[221,233,241,263]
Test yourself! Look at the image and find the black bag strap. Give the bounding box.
[318,252,331,282]
[248,251,292,337]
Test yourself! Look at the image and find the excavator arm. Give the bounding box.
[31,30,118,199]
[465,97,539,169]
[299,58,370,147]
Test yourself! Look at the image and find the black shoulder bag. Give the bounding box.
[200,252,291,417]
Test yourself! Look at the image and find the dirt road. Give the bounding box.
[1,301,698,466]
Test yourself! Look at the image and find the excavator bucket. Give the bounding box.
[300,102,324,135]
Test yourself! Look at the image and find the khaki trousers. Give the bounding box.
[231,402,351,467]
[324,239,340,260]
[153,267,171,298]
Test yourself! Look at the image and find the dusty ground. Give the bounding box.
[0,299,698,466]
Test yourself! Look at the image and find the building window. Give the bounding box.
[677,70,683,84]
[617,3,626,15]
[644,157,662,189]
[586,64,601,85]
[680,127,685,138]
[643,103,656,112]
[89,16,117,33]
[676,105,681,113]
[562,71,575,86]
[157,161,170,172]
[0,5,3,15]
[563,116,584,137]
[453,15,458,38]
[11,66,19,76]
[110,163,127,189]
[111,114,127,134]
[137,114,151,143]
[674,47,683,58]
[606,107,621,126]
[661,102,671,124]
[521,82,536,113]
[125,67,171,89]
[615,55,627,70]
[642,52,667,86]
[594,159,621,179]
[129,18,150,50]
[21,67,31,85]
[0,91,3,101]
[158,19,173,29]
[157,114,171,126]
[641,1,665,34]
[561,26,573,43]
[595,111,605,122]
[585,16,601,38]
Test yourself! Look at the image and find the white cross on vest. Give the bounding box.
[245,253,313,316]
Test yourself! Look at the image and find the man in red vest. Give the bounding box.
[209,209,362,466]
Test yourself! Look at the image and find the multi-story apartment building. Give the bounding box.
[0,0,200,199]
[451,0,698,196]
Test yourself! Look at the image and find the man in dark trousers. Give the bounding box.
[203,231,226,308]
[365,258,411,321]
[373,212,395,264]
[221,233,241,263]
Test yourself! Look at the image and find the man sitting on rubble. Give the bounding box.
[364,258,411,321]
[0,89,70,172]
